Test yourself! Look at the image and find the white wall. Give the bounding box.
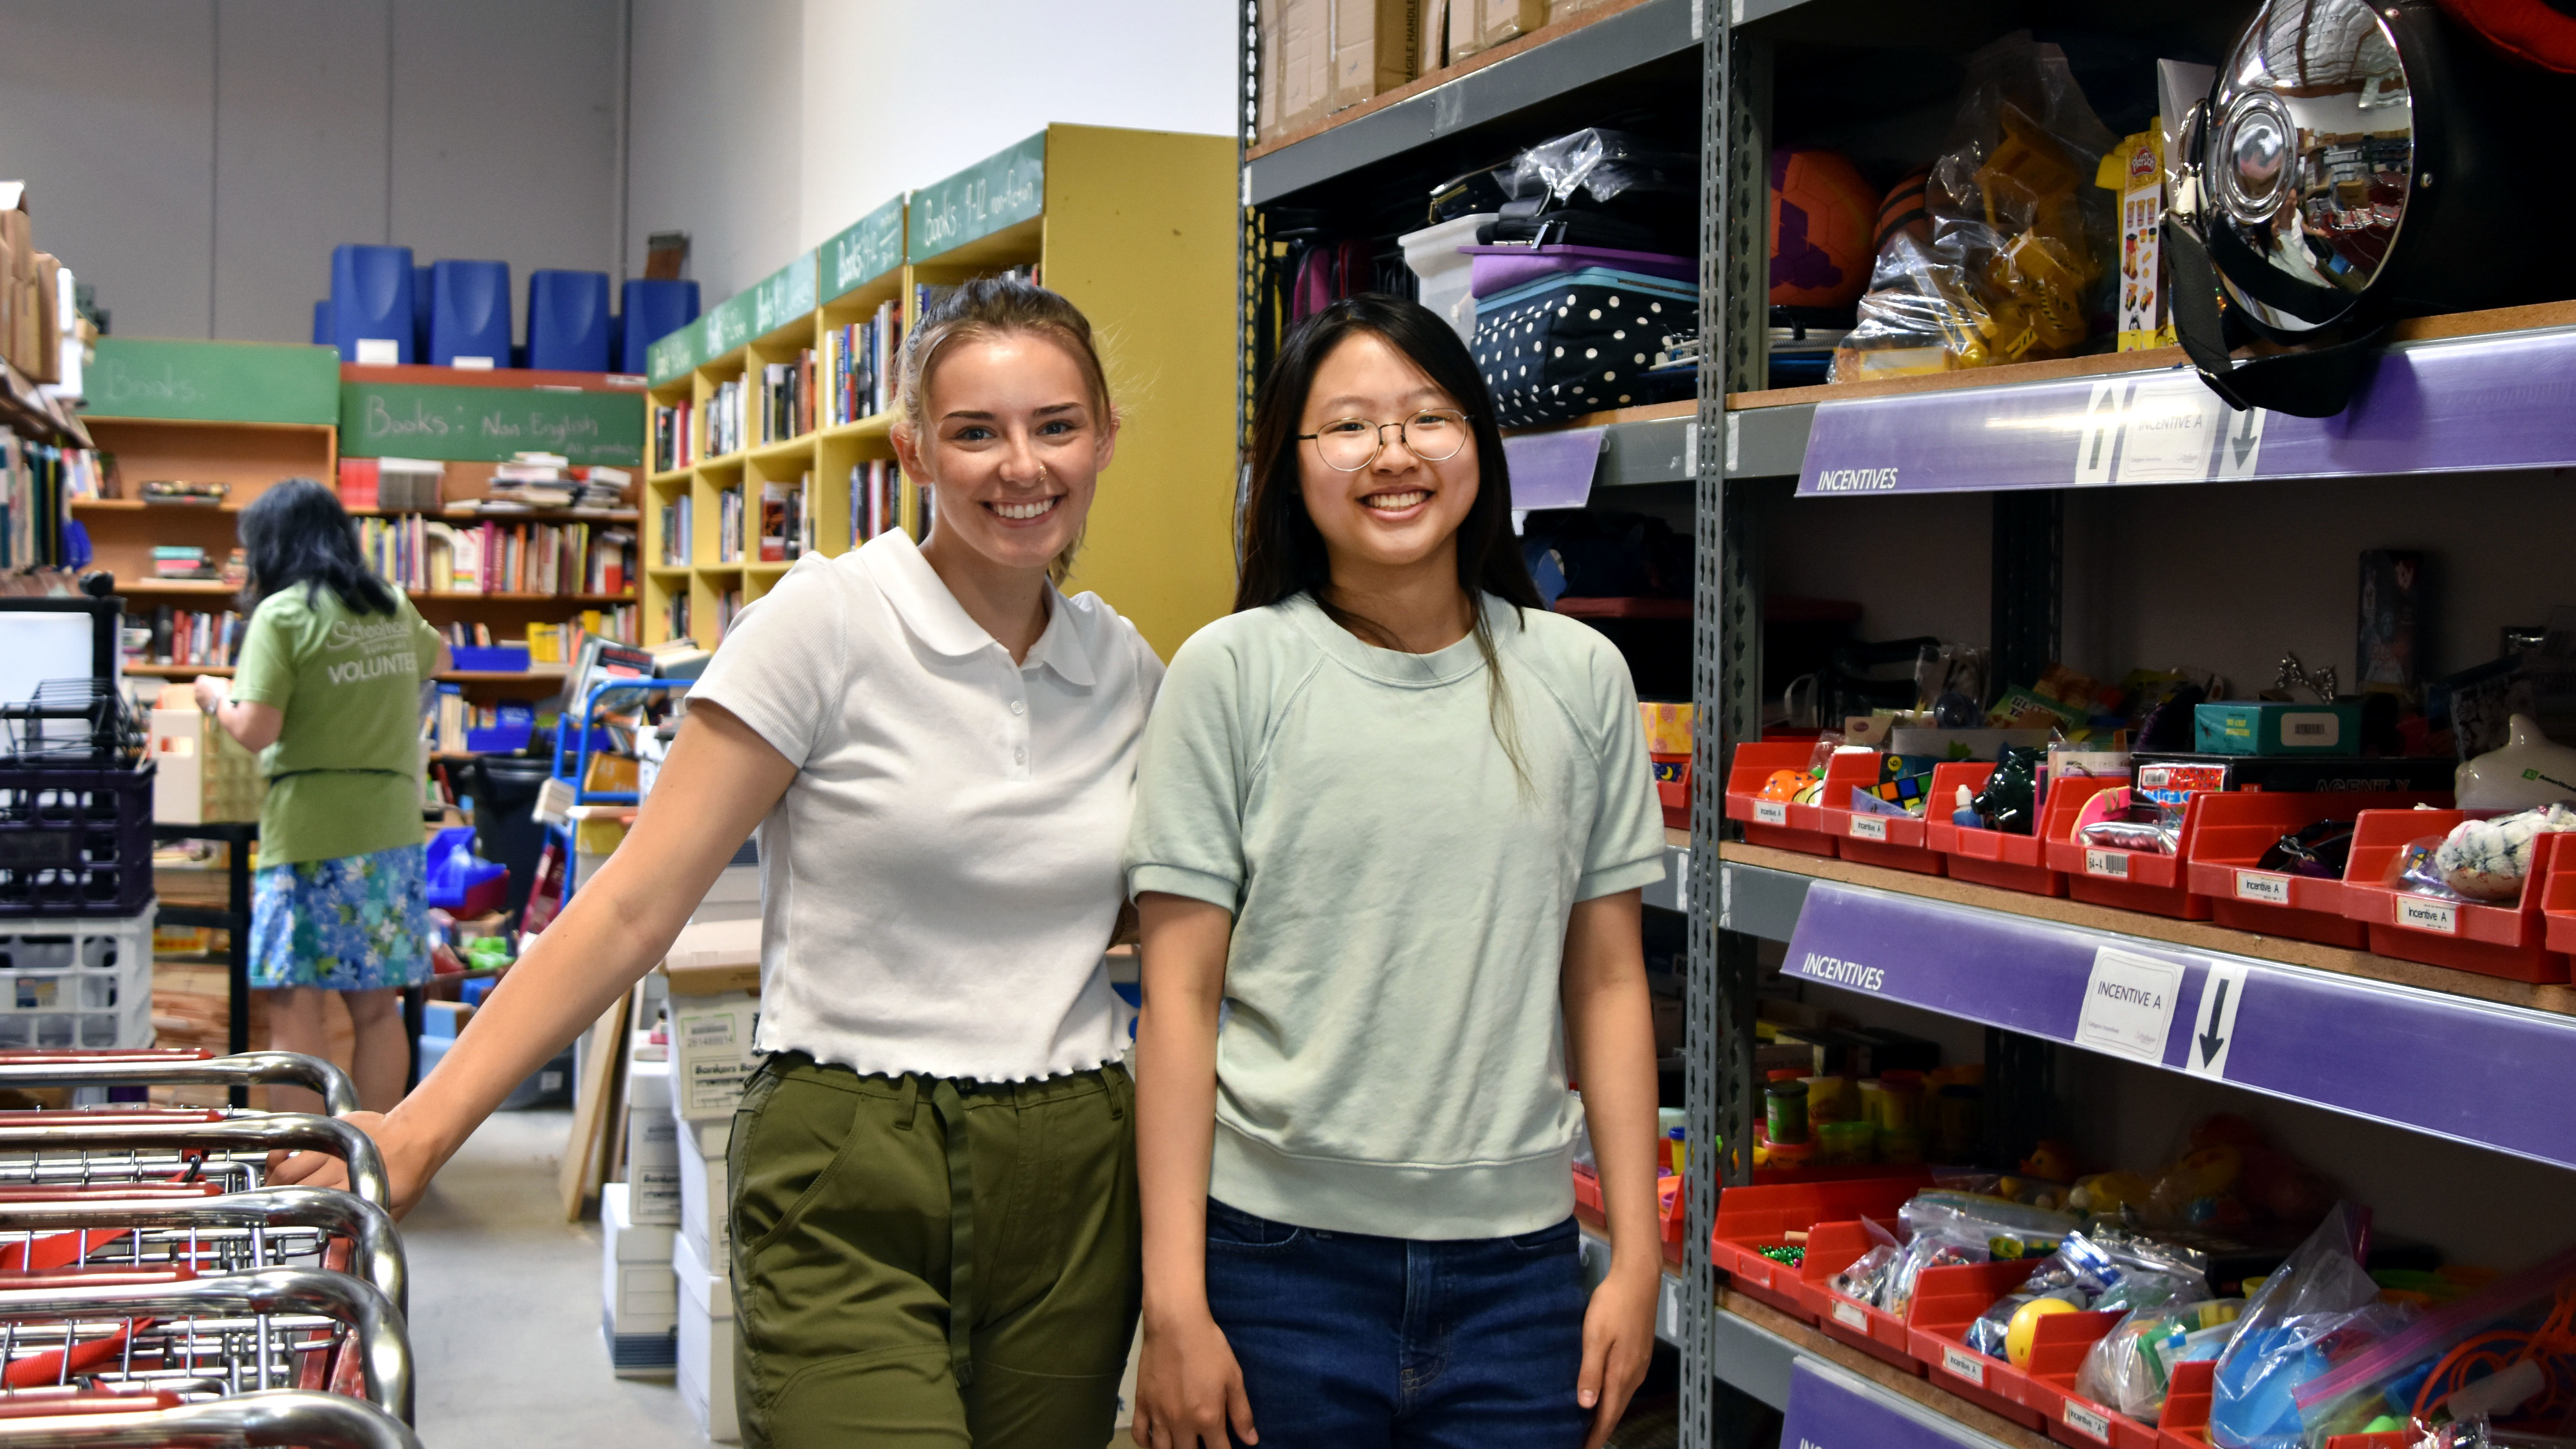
[0,0,623,345]
[626,0,1237,303]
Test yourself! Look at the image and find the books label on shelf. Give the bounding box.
[2074,945,2185,1066]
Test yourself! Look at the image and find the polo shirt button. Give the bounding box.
[1014,746,1027,765]
[1009,699,1025,716]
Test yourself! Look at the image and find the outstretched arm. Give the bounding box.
[271,701,795,1215]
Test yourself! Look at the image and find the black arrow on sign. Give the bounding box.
[2198,978,2231,1067]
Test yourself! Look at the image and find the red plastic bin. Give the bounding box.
[1571,1165,1686,1266]
[1709,1174,1929,1320]
[2019,1309,2157,1449]
[2184,790,2446,947]
[2043,775,2213,919]
[2339,809,2573,984]
[1816,752,1947,876]
[2155,1359,2216,1449]
[1903,1259,2048,1429]
[1795,1220,1922,1373]
[1923,762,2067,896]
[1723,741,1839,857]
[2539,847,2576,955]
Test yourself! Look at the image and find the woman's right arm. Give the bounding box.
[1131,890,1255,1449]
[272,701,796,1215]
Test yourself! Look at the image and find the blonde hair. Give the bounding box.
[896,276,1113,584]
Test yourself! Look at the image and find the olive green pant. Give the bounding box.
[726,1054,1140,1449]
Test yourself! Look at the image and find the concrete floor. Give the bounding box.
[402,1107,708,1448]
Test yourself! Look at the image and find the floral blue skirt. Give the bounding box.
[248,845,435,991]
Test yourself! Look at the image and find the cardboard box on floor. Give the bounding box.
[661,917,760,1123]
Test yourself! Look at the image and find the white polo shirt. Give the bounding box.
[689,529,1163,1081]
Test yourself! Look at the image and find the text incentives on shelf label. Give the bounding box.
[1848,814,1887,841]
[2185,960,2250,1081]
[2075,945,2187,1066]
[2234,869,2291,905]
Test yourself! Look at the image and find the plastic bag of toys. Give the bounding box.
[2292,1243,2576,1446]
[1833,33,2118,382]
[1883,1191,2081,1320]
[2211,1203,2410,1449]
[1966,1229,2208,1366]
[2080,1296,2246,1424]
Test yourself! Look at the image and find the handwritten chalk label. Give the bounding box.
[1848,815,1888,841]
[2075,946,2186,1065]
[1755,801,1788,826]
[2063,1400,2114,1442]
[1832,1299,1869,1331]
[1941,1346,1987,1386]
[2086,848,2130,878]
[2397,897,2459,934]
[2234,870,2292,905]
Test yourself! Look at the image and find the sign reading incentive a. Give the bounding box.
[339,382,644,465]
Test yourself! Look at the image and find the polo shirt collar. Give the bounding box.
[865,529,1097,686]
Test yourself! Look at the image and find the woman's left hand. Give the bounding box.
[1577,1258,1658,1449]
[190,675,226,714]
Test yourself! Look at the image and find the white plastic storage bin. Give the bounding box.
[601,1183,679,1378]
[676,1111,730,1273]
[0,910,155,1050]
[1399,213,1497,346]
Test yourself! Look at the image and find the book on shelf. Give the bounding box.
[847,460,903,547]
[825,301,902,425]
[717,485,744,563]
[757,477,812,564]
[659,494,693,566]
[704,379,746,458]
[356,514,632,598]
[715,586,742,637]
[653,399,694,472]
[759,352,815,446]
[126,605,243,668]
[665,590,690,643]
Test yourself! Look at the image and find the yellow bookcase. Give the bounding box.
[641,123,1238,658]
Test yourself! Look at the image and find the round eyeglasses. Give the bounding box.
[1297,408,1470,472]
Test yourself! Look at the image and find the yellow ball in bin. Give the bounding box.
[2007,1297,2078,1369]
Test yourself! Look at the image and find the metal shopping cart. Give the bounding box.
[0,1051,417,1446]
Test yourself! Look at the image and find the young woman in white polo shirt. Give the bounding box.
[286,277,1163,1448]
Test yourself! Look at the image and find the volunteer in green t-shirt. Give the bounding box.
[194,477,449,1113]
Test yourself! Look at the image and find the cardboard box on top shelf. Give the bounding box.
[27,256,58,384]
[1450,0,1546,61]
[1333,0,1422,110]
[1261,0,1334,140]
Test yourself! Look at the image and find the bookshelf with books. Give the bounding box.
[638,125,1234,654]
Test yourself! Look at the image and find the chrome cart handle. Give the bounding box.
[0,1186,404,1315]
[0,1053,361,1119]
[0,1389,421,1449]
[0,1268,413,1422]
[0,1115,392,1210]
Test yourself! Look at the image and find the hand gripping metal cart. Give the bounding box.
[0,1050,418,1448]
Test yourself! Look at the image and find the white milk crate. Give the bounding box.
[0,908,157,1049]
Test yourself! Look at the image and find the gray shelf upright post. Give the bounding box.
[1688,4,1771,1443]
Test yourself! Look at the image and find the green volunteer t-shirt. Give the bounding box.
[228,583,441,867]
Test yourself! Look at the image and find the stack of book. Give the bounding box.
[124,605,242,667]
[477,456,633,515]
[357,516,635,596]
[759,352,814,446]
[139,480,228,506]
[659,494,693,566]
[152,547,216,580]
[848,462,903,547]
[653,399,694,472]
[757,476,813,563]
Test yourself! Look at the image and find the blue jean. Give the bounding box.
[1203,1198,1590,1449]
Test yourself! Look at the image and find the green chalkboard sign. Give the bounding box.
[702,289,756,361]
[645,316,705,388]
[751,252,817,339]
[340,382,644,465]
[910,133,1046,263]
[83,337,339,425]
[826,196,906,301]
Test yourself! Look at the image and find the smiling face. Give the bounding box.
[1295,330,1480,586]
[892,331,1115,576]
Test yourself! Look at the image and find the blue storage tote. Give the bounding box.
[529,270,610,371]
[311,300,333,346]
[431,260,513,368]
[330,243,417,364]
[619,279,701,374]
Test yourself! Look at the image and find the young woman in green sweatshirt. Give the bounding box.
[1125,294,1667,1449]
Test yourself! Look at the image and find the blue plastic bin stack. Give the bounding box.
[529,270,611,372]
[329,243,417,364]
[620,279,701,374]
[431,260,513,367]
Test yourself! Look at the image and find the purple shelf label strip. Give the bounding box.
[1782,880,2576,1172]
[1781,1359,1989,1449]
[1797,326,2576,496]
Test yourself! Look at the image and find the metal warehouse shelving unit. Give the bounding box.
[1239,0,2576,1442]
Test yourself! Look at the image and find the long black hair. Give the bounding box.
[1238,293,1543,775]
[238,477,400,617]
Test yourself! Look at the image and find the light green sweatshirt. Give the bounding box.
[1123,592,1665,1239]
